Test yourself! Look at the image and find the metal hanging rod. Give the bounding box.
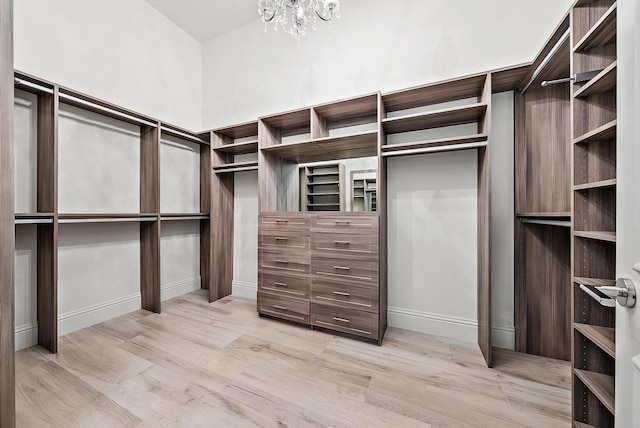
[161,126,206,144]
[520,28,570,93]
[160,215,210,221]
[58,92,158,128]
[541,70,602,87]
[520,218,571,227]
[578,284,616,308]
[14,77,54,94]
[58,216,157,224]
[14,218,54,225]
[381,141,487,158]
[214,166,259,174]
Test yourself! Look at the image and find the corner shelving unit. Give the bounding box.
[299,163,345,211]
[570,0,617,426]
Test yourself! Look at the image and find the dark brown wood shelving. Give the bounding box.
[381,133,487,157]
[574,369,615,415]
[213,139,258,155]
[573,2,617,53]
[574,61,617,98]
[573,120,617,145]
[381,103,487,134]
[574,231,616,243]
[574,323,615,358]
[573,179,617,191]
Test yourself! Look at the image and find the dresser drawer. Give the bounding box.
[259,270,309,298]
[260,212,309,229]
[312,255,378,284]
[311,303,378,339]
[311,213,378,231]
[260,227,309,250]
[258,292,309,324]
[311,231,378,257]
[311,279,378,312]
[259,248,310,275]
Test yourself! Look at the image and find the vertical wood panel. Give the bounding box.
[477,74,492,367]
[377,93,387,344]
[37,224,57,353]
[140,124,160,313]
[211,173,233,301]
[37,91,56,213]
[0,0,15,424]
[258,120,280,212]
[200,138,212,291]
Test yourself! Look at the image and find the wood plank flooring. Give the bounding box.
[15,290,571,427]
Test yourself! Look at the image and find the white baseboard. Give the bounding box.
[232,280,257,300]
[162,276,201,301]
[387,306,515,349]
[15,322,38,351]
[58,293,141,336]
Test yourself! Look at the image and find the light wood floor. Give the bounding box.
[15,290,571,427]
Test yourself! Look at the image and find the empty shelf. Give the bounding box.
[382,103,487,134]
[516,212,572,218]
[381,134,488,157]
[213,140,258,155]
[574,120,617,145]
[574,62,617,98]
[573,3,617,52]
[574,369,615,415]
[574,323,615,358]
[574,179,617,191]
[574,231,616,242]
[573,421,596,428]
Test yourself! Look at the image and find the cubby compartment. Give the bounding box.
[573,237,616,279]
[572,93,617,139]
[212,121,258,173]
[574,329,615,374]
[311,93,378,139]
[574,139,616,186]
[573,374,615,427]
[573,187,616,233]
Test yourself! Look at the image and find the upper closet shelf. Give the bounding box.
[213,160,259,174]
[381,133,487,157]
[573,120,616,144]
[381,103,487,134]
[261,130,378,164]
[574,323,615,358]
[574,61,617,98]
[573,2,617,52]
[574,230,616,243]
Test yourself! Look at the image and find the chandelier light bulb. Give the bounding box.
[258,0,341,39]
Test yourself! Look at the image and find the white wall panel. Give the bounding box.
[160,220,200,301]
[13,89,37,214]
[160,136,200,214]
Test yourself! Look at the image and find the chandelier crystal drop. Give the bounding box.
[258,0,341,39]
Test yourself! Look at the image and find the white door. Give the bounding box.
[616,0,640,426]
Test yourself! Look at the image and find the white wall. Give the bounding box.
[14,0,203,130]
[202,0,573,129]
[232,171,259,299]
[160,221,201,301]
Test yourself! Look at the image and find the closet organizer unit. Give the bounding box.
[570,0,618,426]
[11,72,213,354]
[257,94,386,343]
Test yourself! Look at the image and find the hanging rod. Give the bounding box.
[381,141,487,158]
[160,215,209,221]
[14,218,54,225]
[541,70,602,87]
[520,28,570,93]
[161,126,206,144]
[58,92,158,128]
[520,218,571,227]
[58,216,157,224]
[214,166,259,174]
[579,284,616,308]
[14,77,54,94]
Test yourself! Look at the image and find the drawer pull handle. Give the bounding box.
[334,266,350,271]
[273,305,288,311]
[275,220,289,223]
[274,282,288,287]
[275,260,289,264]
[335,220,350,224]
[333,291,350,297]
[334,241,350,245]
[275,237,289,241]
[333,317,350,323]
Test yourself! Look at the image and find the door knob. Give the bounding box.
[596,278,637,308]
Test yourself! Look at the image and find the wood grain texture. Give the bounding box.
[140,221,161,313]
[0,0,14,423]
[477,75,492,367]
[37,91,57,213]
[199,138,212,291]
[37,224,57,353]
[377,94,388,345]
[211,171,233,301]
[13,292,572,427]
[381,103,487,134]
[140,124,160,214]
[258,120,281,212]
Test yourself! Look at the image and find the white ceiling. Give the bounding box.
[144,0,259,43]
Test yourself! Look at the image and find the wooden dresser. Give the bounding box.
[258,211,384,343]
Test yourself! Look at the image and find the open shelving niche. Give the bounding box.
[11,72,213,354]
[570,0,617,426]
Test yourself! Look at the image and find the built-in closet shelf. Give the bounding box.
[306,192,339,197]
[574,323,615,358]
[573,421,596,428]
[381,103,487,134]
[213,160,259,174]
[572,2,617,52]
[381,134,487,157]
[307,182,340,186]
[57,214,158,224]
[574,230,616,243]
[213,140,258,155]
[574,179,616,191]
[381,74,486,112]
[160,214,209,221]
[260,130,378,164]
[574,61,617,98]
[574,369,615,415]
[573,120,617,145]
[574,277,616,287]
[516,212,572,218]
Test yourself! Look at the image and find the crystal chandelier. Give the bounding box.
[258,0,341,38]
